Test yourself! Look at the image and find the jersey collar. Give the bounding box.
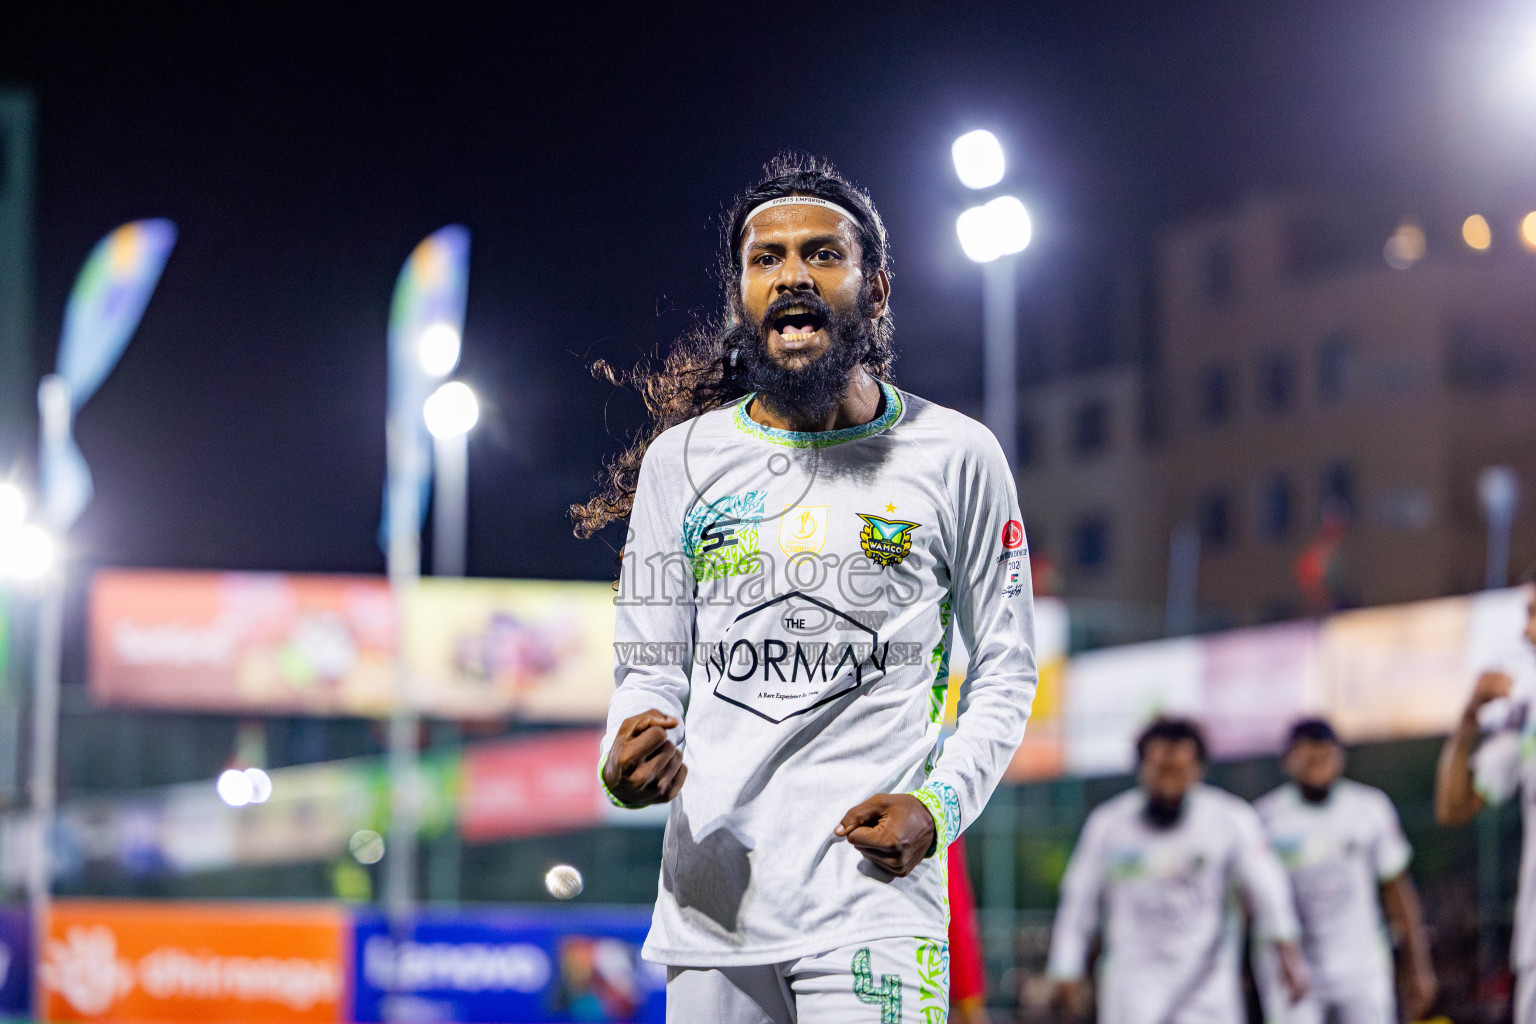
[733,379,903,449]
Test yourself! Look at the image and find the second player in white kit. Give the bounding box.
[1048,719,1307,1024]
[1256,718,1436,1024]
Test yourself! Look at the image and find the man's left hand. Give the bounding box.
[835,793,937,877]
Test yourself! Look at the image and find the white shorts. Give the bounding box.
[664,935,950,1024]
[1275,976,1394,1024]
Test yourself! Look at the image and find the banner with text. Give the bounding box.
[90,570,616,720]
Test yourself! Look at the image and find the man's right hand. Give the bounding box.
[1465,670,1513,723]
[602,710,687,807]
[1050,978,1087,1020]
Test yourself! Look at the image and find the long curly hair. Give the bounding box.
[570,153,896,538]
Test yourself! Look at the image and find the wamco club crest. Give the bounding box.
[856,513,919,567]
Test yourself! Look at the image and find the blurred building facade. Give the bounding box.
[1017,195,1536,629]
[0,89,32,472]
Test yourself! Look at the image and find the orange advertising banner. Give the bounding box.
[41,900,348,1023]
[90,570,396,716]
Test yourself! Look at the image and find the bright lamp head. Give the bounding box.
[424,381,480,439]
[417,323,462,378]
[956,195,1033,263]
[952,130,1006,190]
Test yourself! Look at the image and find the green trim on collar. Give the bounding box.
[733,380,903,448]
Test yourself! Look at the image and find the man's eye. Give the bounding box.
[754,254,780,267]
[812,250,841,262]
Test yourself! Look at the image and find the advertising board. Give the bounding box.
[40,901,347,1023]
[350,907,663,1024]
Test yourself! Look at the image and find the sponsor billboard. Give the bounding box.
[89,571,616,720]
[89,570,396,716]
[1063,637,1204,776]
[461,731,606,843]
[40,901,347,1023]
[406,577,616,722]
[1200,621,1323,760]
[0,906,28,1020]
[1320,595,1471,743]
[350,907,664,1023]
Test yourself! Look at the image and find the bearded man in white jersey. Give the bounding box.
[571,154,1038,1023]
[1257,718,1436,1024]
[1436,583,1536,1023]
[1048,718,1309,1024]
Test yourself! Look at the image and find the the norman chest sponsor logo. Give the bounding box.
[856,514,919,568]
[706,591,904,724]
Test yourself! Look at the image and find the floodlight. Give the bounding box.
[424,381,480,439]
[417,323,462,378]
[952,130,1006,190]
[956,196,1033,263]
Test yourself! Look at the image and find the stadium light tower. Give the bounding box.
[953,132,1032,469]
[424,381,479,578]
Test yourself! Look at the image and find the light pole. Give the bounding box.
[952,129,1032,994]
[422,378,478,905]
[953,132,1032,469]
[1479,465,1519,589]
[383,225,471,927]
[424,380,479,578]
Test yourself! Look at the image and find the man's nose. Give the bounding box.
[773,255,816,294]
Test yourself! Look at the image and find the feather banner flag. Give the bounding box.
[41,219,177,531]
[381,225,472,554]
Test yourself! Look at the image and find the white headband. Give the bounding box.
[741,195,859,230]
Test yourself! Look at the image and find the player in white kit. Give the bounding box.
[1047,718,1308,1024]
[1256,718,1436,1024]
[574,155,1038,1023]
[1436,583,1536,1023]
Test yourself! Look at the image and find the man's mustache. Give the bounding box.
[759,293,834,332]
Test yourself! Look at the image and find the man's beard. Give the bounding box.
[1142,793,1186,830]
[1298,782,1333,805]
[735,292,877,423]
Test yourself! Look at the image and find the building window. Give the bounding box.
[1071,400,1108,458]
[1072,516,1110,571]
[1197,362,1233,427]
[1202,239,1234,306]
[1257,351,1295,415]
[1320,461,1356,521]
[1257,472,1293,542]
[1317,331,1356,404]
[1197,490,1233,548]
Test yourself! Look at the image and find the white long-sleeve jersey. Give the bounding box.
[1255,780,1410,993]
[1047,784,1300,1024]
[601,381,1038,966]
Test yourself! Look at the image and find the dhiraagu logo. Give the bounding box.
[683,491,765,580]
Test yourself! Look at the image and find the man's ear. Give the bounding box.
[866,269,891,320]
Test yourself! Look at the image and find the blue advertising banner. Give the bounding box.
[351,907,664,1024]
[0,906,29,1020]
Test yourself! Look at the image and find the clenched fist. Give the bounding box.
[835,793,938,877]
[602,709,687,807]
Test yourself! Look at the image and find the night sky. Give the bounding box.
[3,1,1529,583]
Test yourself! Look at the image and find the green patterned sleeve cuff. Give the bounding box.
[909,781,962,857]
[599,751,638,810]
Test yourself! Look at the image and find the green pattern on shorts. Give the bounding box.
[915,939,950,1023]
[852,946,902,1023]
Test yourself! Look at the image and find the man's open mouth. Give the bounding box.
[770,302,828,342]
